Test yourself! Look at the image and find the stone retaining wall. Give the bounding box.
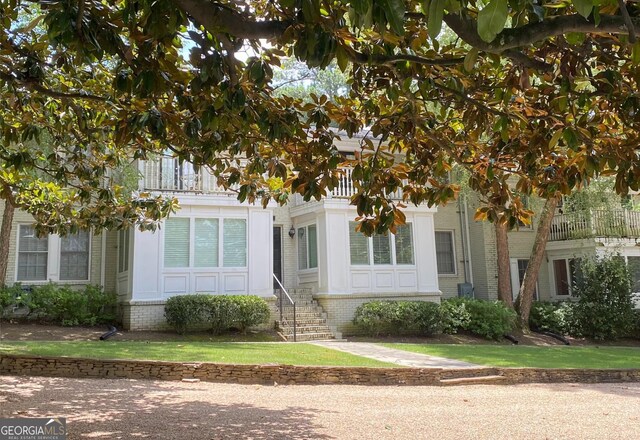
[2,355,640,386]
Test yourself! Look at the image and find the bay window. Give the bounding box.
[349,222,415,266]
[297,224,318,270]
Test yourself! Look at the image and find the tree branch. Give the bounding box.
[0,71,108,101]
[618,0,637,43]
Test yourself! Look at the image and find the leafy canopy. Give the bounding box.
[1,0,640,233]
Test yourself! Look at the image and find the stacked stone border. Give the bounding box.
[2,355,640,386]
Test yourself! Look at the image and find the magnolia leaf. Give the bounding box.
[428,0,445,40]
[632,41,640,65]
[381,0,406,35]
[477,0,508,43]
[464,48,479,72]
[548,130,563,149]
[572,0,593,19]
[336,45,349,72]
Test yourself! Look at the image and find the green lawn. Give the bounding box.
[383,343,640,369]
[0,341,395,367]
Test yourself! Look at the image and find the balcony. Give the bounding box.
[142,158,405,204]
[140,157,234,194]
[549,210,640,241]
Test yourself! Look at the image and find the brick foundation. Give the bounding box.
[2,354,638,386]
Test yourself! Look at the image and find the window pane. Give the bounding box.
[308,225,318,269]
[297,227,308,270]
[195,218,219,267]
[372,234,391,265]
[17,225,48,281]
[554,259,570,296]
[349,222,369,265]
[223,219,247,267]
[164,217,190,267]
[629,257,640,292]
[435,231,455,274]
[395,224,414,265]
[60,231,90,280]
[118,229,130,273]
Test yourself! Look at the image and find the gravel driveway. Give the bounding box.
[1,376,639,439]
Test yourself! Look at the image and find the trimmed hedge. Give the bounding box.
[0,283,116,326]
[352,301,444,336]
[442,298,516,340]
[164,294,271,334]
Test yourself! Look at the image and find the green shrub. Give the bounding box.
[164,294,271,334]
[230,295,271,333]
[441,298,516,340]
[0,284,25,317]
[26,283,116,326]
[529,301,575,334]
[352,301,444,336]
[571,255,635,340]
[440,298,471,334]
[164,294,212,334]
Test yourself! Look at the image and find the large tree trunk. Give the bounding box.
[0,197,15,288]
[515,196,559,328]
[495,220,513,307]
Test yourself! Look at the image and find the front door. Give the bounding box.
[273,226,283,289]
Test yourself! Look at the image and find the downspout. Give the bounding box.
[463,197,474,285]
[100,231,107,288]
[458,198,469,283]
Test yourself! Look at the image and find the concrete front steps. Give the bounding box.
[275,289,338,342]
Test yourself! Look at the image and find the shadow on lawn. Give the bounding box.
[0,376,333,440]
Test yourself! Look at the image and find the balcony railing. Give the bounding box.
[549,210,640,241]
[140,157,234,194]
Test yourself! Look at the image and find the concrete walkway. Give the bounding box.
[311,341,480,368]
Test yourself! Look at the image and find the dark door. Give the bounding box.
[273,226,283,289]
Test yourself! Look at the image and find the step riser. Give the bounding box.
[286,334,335,342]
[277,319,327,326]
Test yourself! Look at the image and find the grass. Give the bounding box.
[382,343,640,369]
[0,341,396,368]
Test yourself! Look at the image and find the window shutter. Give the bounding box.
[395,224,414,265]
[349,222,369,265]
[223,219,247,267]
[60,230,90,280]
[164,218,190,267]
[308,225,318,268]
[372,233,391,265]
[297,227,308,270]
[195,219,219,267]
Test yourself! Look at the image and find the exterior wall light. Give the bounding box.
[289,226,296,239]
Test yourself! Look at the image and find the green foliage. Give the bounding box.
[477,0,508,42]
[571,255,636,340]
[0,284,25,317]
[529,301,577,335]
[26,283,116,326]
[442,298,516,340]
[352,301,444,336]
[164,295,271,335]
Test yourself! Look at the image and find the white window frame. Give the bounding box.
[162,216,248,270]
[434,230,457,276]
[297,223,318,271]
[550,258,580,298]
[117,229,130,274]
[509,258,539,301]
[15,224,92,283]
[348,221,416,267]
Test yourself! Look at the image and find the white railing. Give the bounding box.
[549,210,640,241]
[140,157,234,194]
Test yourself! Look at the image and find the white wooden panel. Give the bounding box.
[351,272,371,289]
[397,271,417,288]
[223,273,247,292]
[374,272,394,288]
[131,229,161,299]
[164,275,188,294]
[194,274,218,293]
[248,210,273,296]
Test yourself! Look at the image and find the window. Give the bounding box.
[435,231,456,274]
[349,222,415,266]
[163,217,247,269]
[17,225,48,281]
[553,258,581,296]
[195,219,218,267]
[511,258,538,300]
[17,226,91,282]
[297,224,318,270]
[164,217,190,267]
[223,219,246,267]
[118,229,130,273]
[60,230,90,280]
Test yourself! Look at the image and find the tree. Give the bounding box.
[2,1,640,302]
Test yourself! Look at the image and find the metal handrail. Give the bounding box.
[273,274,296,342]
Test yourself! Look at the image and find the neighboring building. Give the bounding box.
[3,154,640,336]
